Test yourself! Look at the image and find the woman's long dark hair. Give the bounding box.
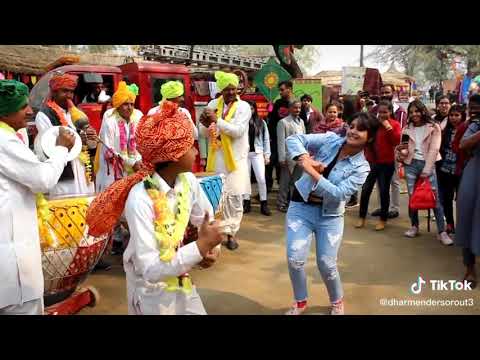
[441,104,466,156]
[342,96,356,124]
[351,112,379,143]
[448,104,466,123]
[407,99,434,126]
[377,100,394,119]
[348,112,380,161]
[247,101,264,137]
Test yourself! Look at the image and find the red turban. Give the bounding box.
[49,73,78,91]
[86,101,194,237]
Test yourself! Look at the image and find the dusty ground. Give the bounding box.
[79,187,480,315]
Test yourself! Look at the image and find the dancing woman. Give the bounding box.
[284,112,379,315]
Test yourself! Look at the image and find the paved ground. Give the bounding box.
[79,185,480,315]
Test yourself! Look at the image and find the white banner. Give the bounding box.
[341,67,366,95]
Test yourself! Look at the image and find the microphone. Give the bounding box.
[74,118,98,149]
[75,118,90,133]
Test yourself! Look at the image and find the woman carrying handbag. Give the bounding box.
[395,100,453,246]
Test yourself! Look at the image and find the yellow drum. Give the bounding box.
[38,194,110,306]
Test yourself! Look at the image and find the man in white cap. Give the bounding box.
[199,71,251,250]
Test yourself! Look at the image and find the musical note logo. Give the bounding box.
[410,276,426,295]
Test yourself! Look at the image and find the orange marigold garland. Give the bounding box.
[78,145,93,185]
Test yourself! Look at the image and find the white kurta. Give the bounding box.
[0,129,69,309]
[147,106,199,140]
[17,128,29,147]
[34,109,95,197]
[199,98,251,196]
[123,172,214,315]
[95,108,143,192]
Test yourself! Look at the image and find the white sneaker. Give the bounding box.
[438,232,454,246]
[404,226,419,238]
[285,303,307,315]
[330,300,344,315]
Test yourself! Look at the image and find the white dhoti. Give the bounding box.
[214,149,249,237]
[126,269,206,315]
[0,298,44,315]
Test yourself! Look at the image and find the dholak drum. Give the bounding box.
[183,174,225,244]
[39,193,110,307]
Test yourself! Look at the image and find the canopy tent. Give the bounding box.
[312,70,342,87]
[0,45,142,75]
[381,63,416,88]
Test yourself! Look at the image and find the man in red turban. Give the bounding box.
[34,73,97,197]
[48,73,78,92]
[87,101,223,315]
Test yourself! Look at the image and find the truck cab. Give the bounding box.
[29,61,201,170]
[119,62,194,119]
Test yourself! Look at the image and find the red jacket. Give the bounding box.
[366,119,401,164]
[452,121,470,176]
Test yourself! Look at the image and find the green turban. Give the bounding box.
[215,71,239,91]
[161,81,184,100]
[0,80,29,117]
[127,83,139,96]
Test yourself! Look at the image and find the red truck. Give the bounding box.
[28,60,269,171]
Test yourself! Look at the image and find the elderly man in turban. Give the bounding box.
[199,71,252,251]
[34,73,96,197]
[0,80,75,315]
[96,81,144,192]
[86,100,222,315]
[94,82,144,259]
[147,80,198,140]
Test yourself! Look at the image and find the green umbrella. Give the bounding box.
[254,57,292,104]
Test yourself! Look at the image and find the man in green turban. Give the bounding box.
[198,71,251,251]
[147,80,198,140]
[0,80,75,315]
[0,80,29,117]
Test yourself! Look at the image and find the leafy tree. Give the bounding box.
[371,45,480,84]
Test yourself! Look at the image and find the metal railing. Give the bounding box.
[139,45,268,71]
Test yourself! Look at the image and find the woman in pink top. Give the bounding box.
[395,100,453,246]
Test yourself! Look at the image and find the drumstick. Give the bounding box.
[79,129,124,161]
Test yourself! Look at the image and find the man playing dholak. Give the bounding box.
[147,80,198,140]
[34,74,96,197]
[95,81,143,192]
[199,71,252,251]
[86,101,222,315]
[0,80,75,315]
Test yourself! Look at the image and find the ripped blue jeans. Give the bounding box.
[286,201,344,303]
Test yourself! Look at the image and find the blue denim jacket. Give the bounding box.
[286,132,370,216]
